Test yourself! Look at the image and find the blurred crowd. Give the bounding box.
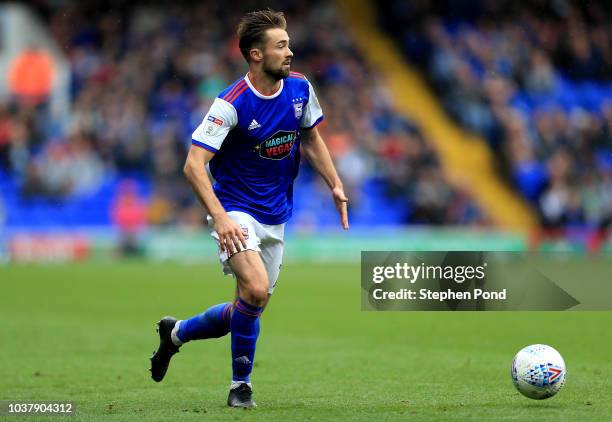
[0,0,480,228]
[380,0,612,230]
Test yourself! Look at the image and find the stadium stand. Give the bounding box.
[0,1,483,231]
[378,0,612,231]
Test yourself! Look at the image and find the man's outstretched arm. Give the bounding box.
[300,126,349,230]
[183,145,247,253]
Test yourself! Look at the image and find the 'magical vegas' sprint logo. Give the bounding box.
[256,130,296,160]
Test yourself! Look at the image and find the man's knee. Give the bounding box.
[229,250,270,306]
[239,275,269,306]
[248,284,269,305]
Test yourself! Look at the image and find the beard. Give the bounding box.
[263,58,290,80]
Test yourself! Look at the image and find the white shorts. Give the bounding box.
[207,211,285,294]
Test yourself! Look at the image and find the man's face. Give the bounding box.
[260,28,293,80]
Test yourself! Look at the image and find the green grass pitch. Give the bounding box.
[1,261,611,421]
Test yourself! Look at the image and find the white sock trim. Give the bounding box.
[170,320,183,346]
[231,381,252,390]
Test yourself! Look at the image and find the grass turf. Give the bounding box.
[1,261,611,421]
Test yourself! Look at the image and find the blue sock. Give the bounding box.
[176,302,232,342]
[231,298,263,383]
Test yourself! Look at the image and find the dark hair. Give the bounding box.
[237,10,287,62]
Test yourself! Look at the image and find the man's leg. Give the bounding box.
[150,212,258,383]
[171,250,271,347]
[226,249,269,408]
[173,302,233,343]
[150,302,234,382]
[173,284,244,345]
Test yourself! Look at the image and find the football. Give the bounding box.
[511,344,566,400]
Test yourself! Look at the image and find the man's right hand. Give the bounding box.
[213,213,248,255]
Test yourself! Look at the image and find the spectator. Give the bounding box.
[8,45,55,107]
[110,181,148,256]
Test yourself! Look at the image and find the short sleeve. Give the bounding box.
[191,98,238,153]
[300,80,324,129]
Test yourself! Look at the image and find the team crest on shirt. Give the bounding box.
[205,115,224,136]
[293,102,303,119]
[256,130,297,160]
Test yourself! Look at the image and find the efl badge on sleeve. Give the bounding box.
[293,102,303,120]
[205,115,224,136]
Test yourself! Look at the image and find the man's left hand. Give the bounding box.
[332,186,349,230]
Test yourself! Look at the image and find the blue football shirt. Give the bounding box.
[191,72,324,225]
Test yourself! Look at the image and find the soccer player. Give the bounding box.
[149,10,349,408]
